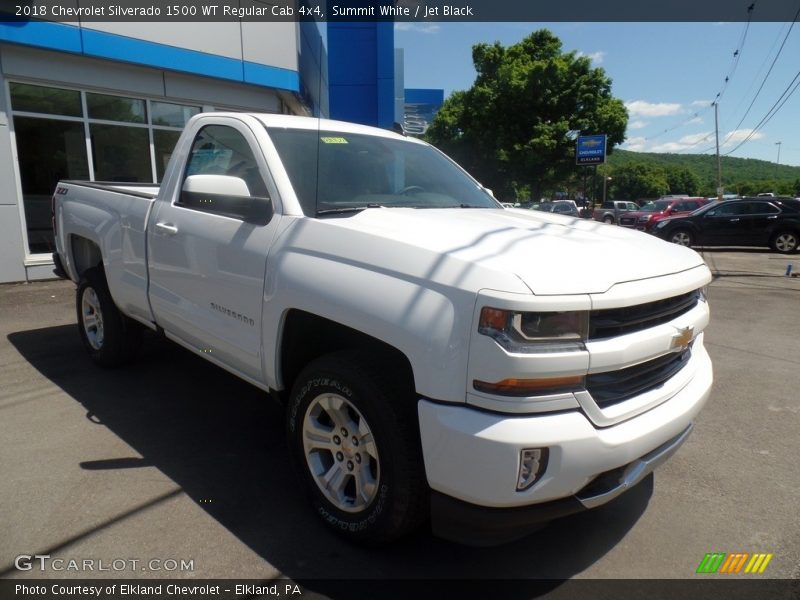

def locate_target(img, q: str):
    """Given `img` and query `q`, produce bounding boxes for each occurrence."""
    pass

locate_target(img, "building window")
[12,116,89,255]
[9,81,201,255]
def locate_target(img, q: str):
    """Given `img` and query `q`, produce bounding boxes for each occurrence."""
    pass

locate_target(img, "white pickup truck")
[52,113,713,545]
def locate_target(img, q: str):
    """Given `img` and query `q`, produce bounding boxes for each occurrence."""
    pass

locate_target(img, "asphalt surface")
[1,249,799,594]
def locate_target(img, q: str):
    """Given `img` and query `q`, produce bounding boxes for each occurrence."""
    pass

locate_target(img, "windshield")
[639,200,671,212]
[266,127,500,215]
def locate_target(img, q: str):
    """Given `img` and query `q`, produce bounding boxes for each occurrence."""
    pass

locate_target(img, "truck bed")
[55,180,160,326]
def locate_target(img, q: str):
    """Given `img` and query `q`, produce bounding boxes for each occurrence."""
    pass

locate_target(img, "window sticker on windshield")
[320,137,348,144]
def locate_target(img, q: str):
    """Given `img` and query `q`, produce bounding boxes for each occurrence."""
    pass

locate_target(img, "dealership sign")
[576,135,607,165]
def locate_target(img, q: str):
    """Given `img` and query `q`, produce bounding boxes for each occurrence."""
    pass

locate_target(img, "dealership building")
[0,19,410,283]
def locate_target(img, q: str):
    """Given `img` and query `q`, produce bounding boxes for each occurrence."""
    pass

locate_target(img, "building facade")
[0,20,327,283]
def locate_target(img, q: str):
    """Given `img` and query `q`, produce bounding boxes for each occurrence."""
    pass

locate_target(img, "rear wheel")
[76,268,142,367]
[771,231,799,254]
[286,351,427,544]
[603,215,614,224]
[670,229,694,247]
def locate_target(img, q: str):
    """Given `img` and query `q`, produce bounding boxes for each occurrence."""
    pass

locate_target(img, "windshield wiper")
[316,203,384,216]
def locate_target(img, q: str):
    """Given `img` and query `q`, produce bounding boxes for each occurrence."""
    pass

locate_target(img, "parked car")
[653,197,800,253]
[535,200,580,217]
[592,200,640,224]
[620,197,711,232]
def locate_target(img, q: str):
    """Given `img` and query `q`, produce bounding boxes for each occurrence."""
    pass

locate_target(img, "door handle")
[767,216,778,219]
[155,222,179,235]
[729,218,740,222]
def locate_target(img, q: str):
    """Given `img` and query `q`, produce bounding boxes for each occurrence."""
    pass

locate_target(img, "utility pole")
[775,141,782,178]
[714,101,722,201]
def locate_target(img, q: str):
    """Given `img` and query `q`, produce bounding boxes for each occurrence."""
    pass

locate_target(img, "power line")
[716,2,800,149]
[643,4,755,149]
[723,69,800,155]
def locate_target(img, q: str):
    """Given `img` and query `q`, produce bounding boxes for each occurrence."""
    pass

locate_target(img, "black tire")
[770,230,799,254]
[669,229,694,247]
[76,267,142,367]
[603,215,614,224]
[286,351,427,544]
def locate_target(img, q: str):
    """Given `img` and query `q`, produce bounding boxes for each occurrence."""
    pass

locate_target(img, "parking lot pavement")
[1,250,798,591]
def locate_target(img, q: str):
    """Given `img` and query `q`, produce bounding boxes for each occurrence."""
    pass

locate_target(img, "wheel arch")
[69,235,103,280]
[277,310,416,401]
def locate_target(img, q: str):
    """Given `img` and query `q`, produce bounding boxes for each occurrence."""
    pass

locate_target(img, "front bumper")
[418,341,712,543]
[431,424,692,546]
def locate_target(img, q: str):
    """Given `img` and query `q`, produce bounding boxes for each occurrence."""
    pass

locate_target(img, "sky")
[395,22,800,168]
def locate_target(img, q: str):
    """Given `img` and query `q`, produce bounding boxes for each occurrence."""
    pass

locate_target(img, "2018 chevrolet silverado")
[52,113,713,545]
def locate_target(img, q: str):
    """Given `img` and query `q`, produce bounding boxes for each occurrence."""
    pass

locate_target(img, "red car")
[619,197,711,232]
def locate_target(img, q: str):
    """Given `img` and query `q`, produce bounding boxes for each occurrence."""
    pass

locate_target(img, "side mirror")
[183,174,251,197]
[180,174,273,225]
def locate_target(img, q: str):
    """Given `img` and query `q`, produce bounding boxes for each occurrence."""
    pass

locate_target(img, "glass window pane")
[14,116,89,254]
[151,101,201,127]
[9,82,82,117]
[90,124,152,182]
[87,93,146,123]
[185,125,267,197]
[154,129,181,182]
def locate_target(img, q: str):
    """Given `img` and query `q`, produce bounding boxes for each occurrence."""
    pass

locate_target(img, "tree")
[608,163,669,200]
[425,30,628,201]
[666,167,700,196]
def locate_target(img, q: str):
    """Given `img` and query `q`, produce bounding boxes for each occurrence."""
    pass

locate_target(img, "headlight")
[637,215,652,223]
[478,307,588,353]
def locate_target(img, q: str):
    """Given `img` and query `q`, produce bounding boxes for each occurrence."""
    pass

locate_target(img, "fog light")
[517,448,548,491]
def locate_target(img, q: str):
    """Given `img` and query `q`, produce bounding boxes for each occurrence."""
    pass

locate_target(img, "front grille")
[589,290,700,340]
[619,217,636,226]
[586,347,692,409]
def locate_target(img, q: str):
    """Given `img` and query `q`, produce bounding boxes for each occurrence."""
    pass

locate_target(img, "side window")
[602,202,613,209]
[751,202,779,215]
[715,203,745,216]
[179,125,270,222]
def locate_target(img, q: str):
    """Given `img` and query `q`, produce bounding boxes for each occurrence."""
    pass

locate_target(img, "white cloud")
[625,100,684,118]
[623,136,648,151]
[691,100,712,107]
[394,22,440,34]
[722,128,764,147]
[649,132,713,153]
[629,120,648,130]
[687,116,704,125]
[577,51,606,64]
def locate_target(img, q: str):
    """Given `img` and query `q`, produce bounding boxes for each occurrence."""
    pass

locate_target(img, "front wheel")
[670,229,694,247]
[771,231,799,254]
[286,352,427,544]
[76,268,142,367]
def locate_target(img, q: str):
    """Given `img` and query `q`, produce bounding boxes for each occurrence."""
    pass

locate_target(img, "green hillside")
[607,149,800,196]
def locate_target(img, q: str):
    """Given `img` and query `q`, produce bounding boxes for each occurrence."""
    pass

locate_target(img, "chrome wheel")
[774,232,798,253]
[671,231,692,246]
[302,393,380,513]
[81,287,104,350]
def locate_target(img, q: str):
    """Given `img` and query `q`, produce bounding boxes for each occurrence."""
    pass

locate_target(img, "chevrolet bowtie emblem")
[671,326,694,350]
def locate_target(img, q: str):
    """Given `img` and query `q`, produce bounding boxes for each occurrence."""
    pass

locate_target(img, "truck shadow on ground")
[8,325,655,598]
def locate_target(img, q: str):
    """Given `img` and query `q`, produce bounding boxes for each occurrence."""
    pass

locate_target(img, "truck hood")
[310,208,705,295]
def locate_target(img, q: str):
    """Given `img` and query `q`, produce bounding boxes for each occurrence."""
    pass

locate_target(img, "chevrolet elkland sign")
[576,134,607,165]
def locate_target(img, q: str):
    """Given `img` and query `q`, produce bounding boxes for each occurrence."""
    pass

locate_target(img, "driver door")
[147,117,281,382]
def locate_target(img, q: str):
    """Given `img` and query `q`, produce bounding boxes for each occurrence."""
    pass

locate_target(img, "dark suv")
[653,198,800,253]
